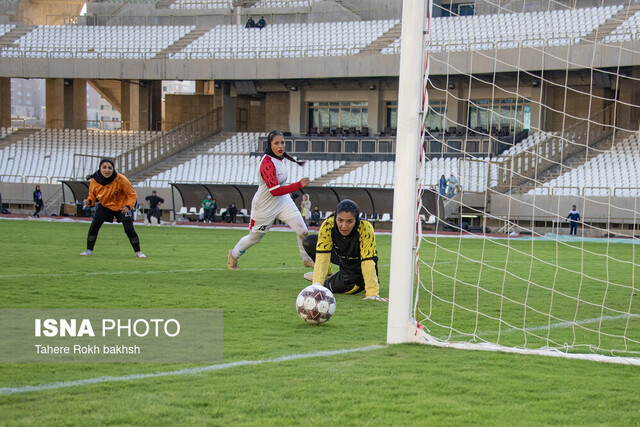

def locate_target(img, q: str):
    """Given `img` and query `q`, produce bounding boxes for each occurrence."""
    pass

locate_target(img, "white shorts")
[249,200,301,234]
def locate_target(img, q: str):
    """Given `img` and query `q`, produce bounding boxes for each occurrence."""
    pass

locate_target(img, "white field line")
[0,266,307,279]
[0,345,386,395]
[3,313,635,395]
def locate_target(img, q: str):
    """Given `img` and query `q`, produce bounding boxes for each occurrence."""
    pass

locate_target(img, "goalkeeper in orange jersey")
[302,199,386,301]
[80,158,145,258]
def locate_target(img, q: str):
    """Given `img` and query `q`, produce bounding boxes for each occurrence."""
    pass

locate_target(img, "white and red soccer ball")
[296,283,336,324]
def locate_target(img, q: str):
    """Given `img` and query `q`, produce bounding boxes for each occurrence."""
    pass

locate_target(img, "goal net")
[388,0,640,365]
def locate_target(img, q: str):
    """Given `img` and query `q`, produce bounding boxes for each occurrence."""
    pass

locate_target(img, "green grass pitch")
[0,219,639,425]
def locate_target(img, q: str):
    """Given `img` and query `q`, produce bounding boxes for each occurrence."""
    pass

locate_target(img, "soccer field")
[0,219,639,425]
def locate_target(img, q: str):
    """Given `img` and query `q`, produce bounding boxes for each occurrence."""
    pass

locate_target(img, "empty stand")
[382,6,622,53]
[171,20,398,59]
[208,132,263,153]
[250,0,314,7]
[169,0,231,9]
[0,6,627,60]
[0,25,194,59]
[0,129,161,182]
[528,132,640,196]
[605,10,640,42]
[0,24,15,38]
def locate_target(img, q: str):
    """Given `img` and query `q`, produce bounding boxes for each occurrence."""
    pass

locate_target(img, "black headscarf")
[265,130,305,166]
[332,199,360,236]
[33,185,42,202]
[87,158,118,186]
[330,199,362,265]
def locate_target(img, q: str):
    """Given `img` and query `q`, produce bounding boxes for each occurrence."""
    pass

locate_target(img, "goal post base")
[402,320,640,366]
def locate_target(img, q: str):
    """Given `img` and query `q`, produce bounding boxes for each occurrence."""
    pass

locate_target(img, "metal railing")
[0,174,73,183]
[115,107,222,177]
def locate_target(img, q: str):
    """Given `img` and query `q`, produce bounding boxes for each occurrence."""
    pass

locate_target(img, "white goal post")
[387,0,640,365]
[387,0,428,344]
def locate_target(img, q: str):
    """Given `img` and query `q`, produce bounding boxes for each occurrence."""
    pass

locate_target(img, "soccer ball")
[296,283,336,324]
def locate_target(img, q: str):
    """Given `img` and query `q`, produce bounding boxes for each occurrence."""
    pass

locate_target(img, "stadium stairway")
[442,192,462,222]
[358,22,402,55]
[155,0,177,8]
[130,132,234,185]
[311,161,368,186]
[154,27,211,60]
[501,104,633,194]
[584,3,640,43]
[0,128,40,149]
[0,24,32,49]
[536,131,635,187]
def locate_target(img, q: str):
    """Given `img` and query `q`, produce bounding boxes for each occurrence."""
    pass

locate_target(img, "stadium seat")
[177,206,188,219]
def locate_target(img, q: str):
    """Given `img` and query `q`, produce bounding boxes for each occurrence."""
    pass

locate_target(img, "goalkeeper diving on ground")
[303,199,387,302]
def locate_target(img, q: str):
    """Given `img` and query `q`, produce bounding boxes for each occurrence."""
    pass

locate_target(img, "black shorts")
[324,270,365,295]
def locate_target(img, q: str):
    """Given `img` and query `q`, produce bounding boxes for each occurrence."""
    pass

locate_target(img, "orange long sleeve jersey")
[86,174,137,212]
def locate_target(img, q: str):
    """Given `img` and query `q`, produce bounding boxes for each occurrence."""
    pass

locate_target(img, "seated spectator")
[256,16,266,29]
[222,202,238,223]
[309,205,321,227]
[245,16,256,28]
[83,201,98,218]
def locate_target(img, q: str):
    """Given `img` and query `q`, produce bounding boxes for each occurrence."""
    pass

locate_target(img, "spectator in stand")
[202,195,216,223]
[222,202,238,223]
[446,173,459,198]
[567,204,581,236]
[145,190,164,225]
[33,185,43,218]
[300,194,311,225]
[257,16,266,29]
[439,174,447,197]
[245,16,256,28]
[309,205,321,227]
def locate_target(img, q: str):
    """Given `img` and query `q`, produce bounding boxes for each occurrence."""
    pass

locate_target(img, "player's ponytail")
[282,152,306,167]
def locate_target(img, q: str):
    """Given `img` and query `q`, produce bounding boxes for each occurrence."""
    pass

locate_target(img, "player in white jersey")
[228,130,315,270]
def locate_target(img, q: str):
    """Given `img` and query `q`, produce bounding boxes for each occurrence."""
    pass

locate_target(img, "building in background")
[11,78,43,126]
[9,79,195,130]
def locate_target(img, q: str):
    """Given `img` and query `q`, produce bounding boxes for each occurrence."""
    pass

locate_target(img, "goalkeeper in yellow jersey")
[302,199,387,301]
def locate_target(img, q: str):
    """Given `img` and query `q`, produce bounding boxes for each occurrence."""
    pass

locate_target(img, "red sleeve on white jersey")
[260,156,279,189]
[269,181,302,196]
